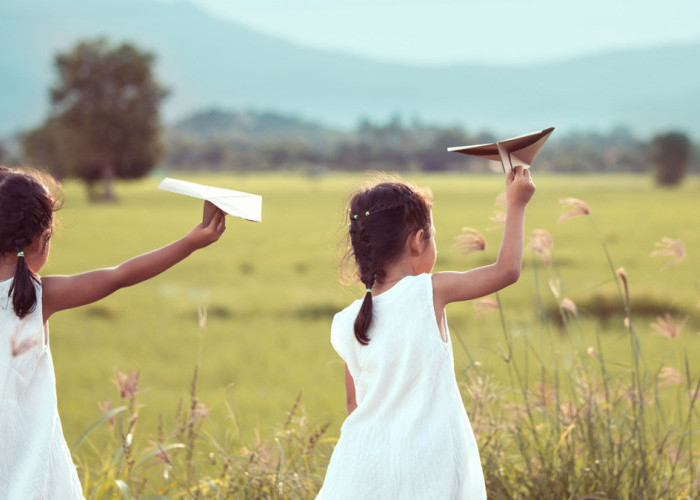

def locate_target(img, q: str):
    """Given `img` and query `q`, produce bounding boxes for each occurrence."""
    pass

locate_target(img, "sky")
[165,0,700,66]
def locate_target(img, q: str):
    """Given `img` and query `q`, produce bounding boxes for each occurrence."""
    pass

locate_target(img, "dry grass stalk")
[452,227,486,255]
[650,312,688,339]
[650,237,686,270]
[473,297,499,317]
[558,197,590,223]
[113,369,144,403]
[527,229,553,266]
[658,366,684,388]
[560,297,577,315]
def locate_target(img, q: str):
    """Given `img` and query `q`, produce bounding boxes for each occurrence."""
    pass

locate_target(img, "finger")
[217,211,226,233]
[209,209,223,229]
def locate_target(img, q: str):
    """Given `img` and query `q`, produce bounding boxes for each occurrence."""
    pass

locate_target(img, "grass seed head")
[557,197,590,223]
[473,297,499,317]
[650,312,688,339]
[452,227,486,256]
[560,297,577,315]
[650,237,686,270]
[658,366,684,388]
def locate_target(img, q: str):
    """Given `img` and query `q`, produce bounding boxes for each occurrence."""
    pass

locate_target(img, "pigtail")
[9,249,39,319]
[353,274,375,345]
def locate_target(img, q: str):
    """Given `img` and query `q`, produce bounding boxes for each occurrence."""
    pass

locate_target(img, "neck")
[372,263,416,295]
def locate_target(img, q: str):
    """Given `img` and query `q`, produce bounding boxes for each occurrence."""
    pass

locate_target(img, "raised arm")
[41,209,226,321]
[433,166,535,308]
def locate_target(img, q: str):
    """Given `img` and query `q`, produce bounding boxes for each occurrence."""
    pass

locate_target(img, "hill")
[2,0,699,137]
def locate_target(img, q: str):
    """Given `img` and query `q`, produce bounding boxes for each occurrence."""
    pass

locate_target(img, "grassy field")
[42,172,700,494]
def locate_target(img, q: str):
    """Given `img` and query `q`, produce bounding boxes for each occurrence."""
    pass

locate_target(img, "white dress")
[318,274,487,499]
[0,278,84,499]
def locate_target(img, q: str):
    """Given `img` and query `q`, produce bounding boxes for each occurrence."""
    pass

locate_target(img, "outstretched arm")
[433,166,535,307]
[41,209,226,321]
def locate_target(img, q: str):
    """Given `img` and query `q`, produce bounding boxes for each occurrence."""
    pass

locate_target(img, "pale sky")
[166,0,700,66]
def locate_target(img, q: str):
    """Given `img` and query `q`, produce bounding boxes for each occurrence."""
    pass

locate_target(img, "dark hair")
[0,167,62,318]
[346,181,432,345]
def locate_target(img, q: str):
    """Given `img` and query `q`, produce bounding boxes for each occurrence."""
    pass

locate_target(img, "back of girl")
[0,167,225,499]
[318,169,535,499]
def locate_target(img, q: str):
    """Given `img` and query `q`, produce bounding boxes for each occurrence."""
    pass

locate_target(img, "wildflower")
[658,366,684,388]
[558,197,590,223]
[527,229,553,266]
[650,312,688,339]
[452,227,486,256]
[586,346,600,360]
[113,369,144,401]
[473,297,499,318]
[560,297,577,315]
[650,237,686,270]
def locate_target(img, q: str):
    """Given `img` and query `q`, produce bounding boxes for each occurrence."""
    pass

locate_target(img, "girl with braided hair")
[318,167,536,499]
[0,167,226,498]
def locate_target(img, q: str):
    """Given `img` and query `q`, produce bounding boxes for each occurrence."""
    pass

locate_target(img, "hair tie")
[365,288,372,294]
[17,251,24,258]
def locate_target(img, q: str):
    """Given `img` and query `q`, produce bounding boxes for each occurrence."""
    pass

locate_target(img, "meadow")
[42,172,700,498]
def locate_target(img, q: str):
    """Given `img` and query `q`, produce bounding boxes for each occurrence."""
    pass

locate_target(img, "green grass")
[42,172,700,496]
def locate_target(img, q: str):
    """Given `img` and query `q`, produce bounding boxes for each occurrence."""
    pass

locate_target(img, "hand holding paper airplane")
[158,178,263,224]
[448,127,555,173]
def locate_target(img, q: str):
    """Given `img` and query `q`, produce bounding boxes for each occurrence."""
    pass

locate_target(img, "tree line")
[1,38,696,200]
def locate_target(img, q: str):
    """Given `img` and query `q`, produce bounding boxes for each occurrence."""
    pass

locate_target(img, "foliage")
[23,38,168,200]
[161,110,700,175]
[650,131,693,186]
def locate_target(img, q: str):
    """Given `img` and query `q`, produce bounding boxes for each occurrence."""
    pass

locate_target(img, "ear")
[408,229,425,256]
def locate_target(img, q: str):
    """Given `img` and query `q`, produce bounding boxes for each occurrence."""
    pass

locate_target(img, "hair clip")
[353,214,358,220]
[365,211,370,216]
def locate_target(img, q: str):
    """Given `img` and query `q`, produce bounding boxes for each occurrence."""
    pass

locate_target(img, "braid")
[0,167,62,318]
[345,180,432,345]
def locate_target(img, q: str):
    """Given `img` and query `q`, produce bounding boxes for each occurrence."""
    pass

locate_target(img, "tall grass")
[73,308,333,499]
[69,178,699,498]
[461,200,700,499]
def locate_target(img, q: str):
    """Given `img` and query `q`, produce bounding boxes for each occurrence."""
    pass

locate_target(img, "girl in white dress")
[318,167,536,499]
[0,167,226,499]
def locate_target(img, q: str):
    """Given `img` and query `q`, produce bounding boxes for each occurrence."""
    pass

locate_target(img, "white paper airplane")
[158,178,262,223]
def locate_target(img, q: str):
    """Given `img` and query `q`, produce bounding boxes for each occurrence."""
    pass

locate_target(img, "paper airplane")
[447,127,555,173]
[158,178,262,223]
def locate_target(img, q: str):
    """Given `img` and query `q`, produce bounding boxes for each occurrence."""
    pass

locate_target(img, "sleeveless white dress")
[0,278,84,499]
[318,274,487,499]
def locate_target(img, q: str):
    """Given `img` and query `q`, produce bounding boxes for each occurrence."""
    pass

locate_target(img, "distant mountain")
[2,0,700,137]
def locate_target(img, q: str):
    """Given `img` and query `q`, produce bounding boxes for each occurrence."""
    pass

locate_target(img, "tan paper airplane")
[447,127,555,173]
[158,178,262,224]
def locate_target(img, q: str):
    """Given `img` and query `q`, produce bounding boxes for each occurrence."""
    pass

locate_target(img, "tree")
[650,131,692,186]
[40,38,168,199]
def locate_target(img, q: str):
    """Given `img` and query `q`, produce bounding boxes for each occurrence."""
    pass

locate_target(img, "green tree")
[650,131,692,186]
[34,38,168,199]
